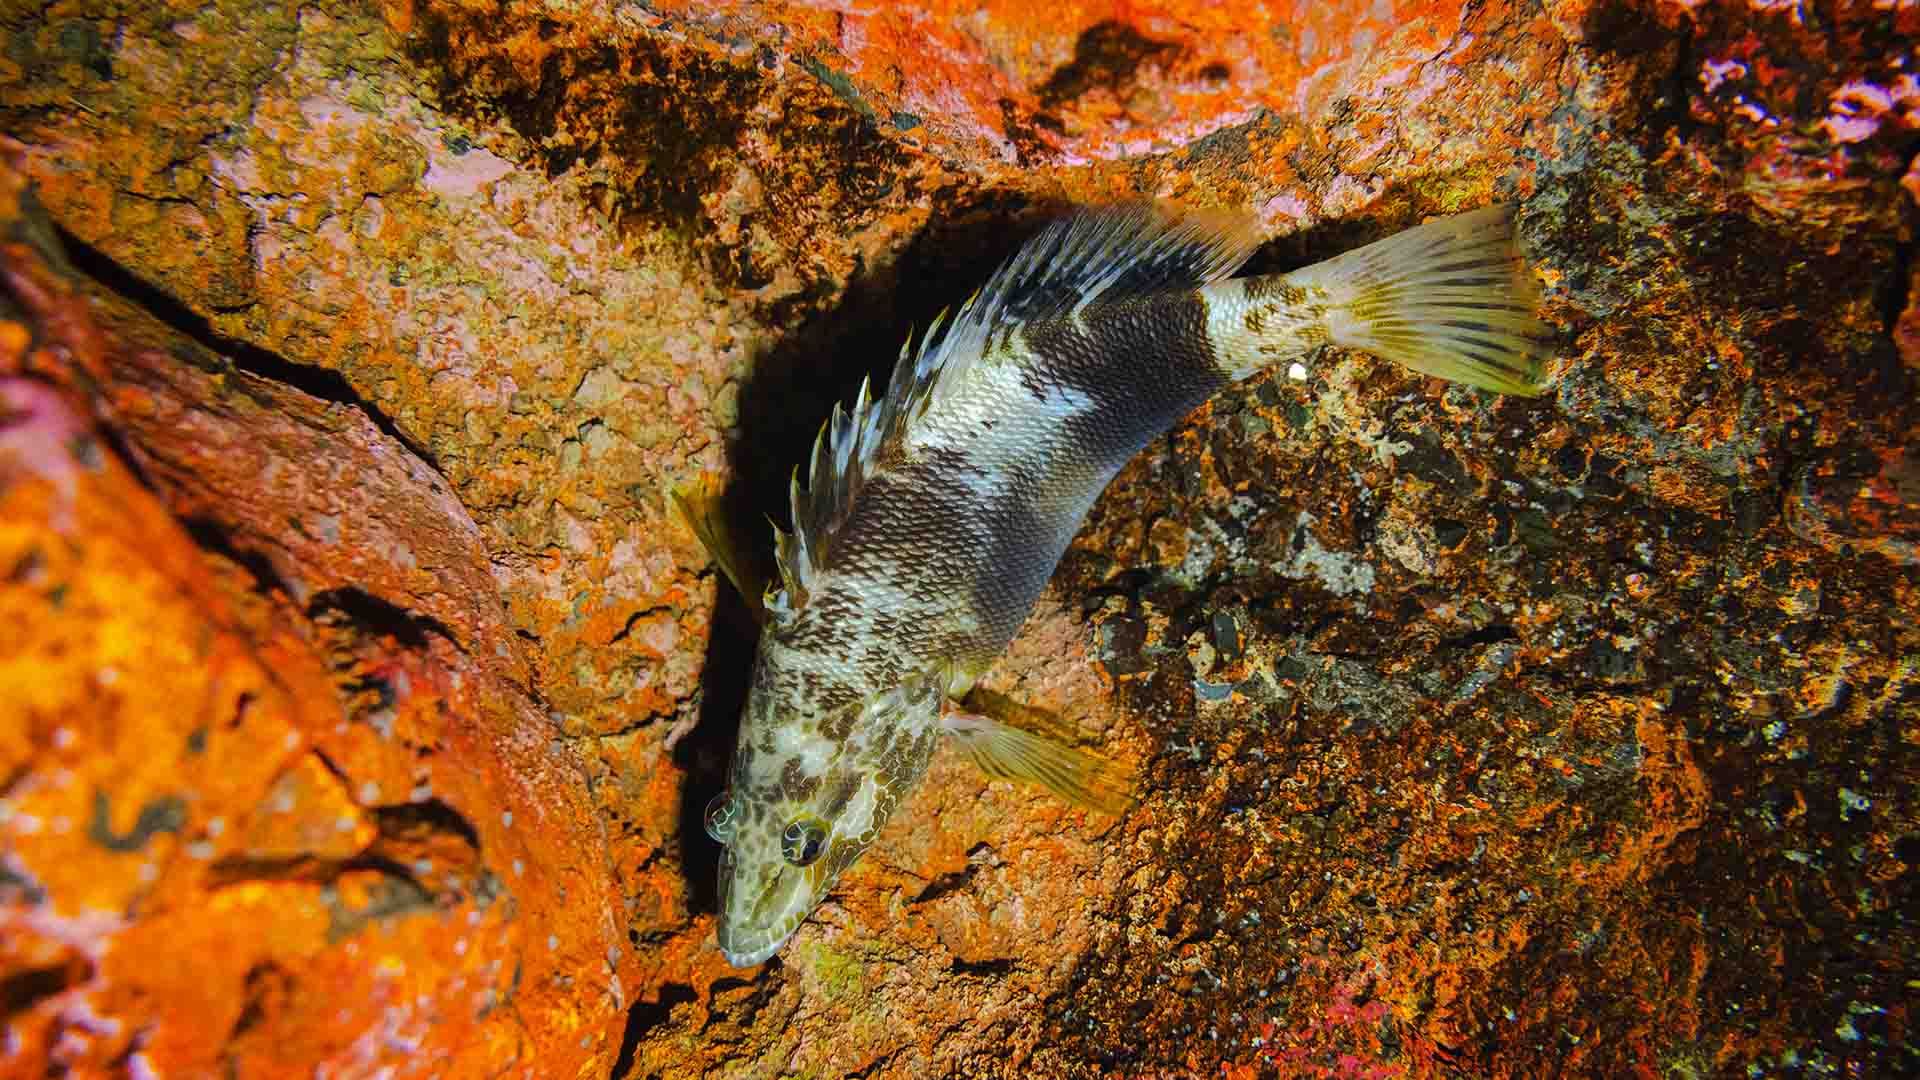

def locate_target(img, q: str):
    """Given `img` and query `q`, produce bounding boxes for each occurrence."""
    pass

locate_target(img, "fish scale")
[681,202,1553,966]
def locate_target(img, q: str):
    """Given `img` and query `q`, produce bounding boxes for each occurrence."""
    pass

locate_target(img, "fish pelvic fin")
[942,702,1136,816]
[1220,205,1553,396]
[671,473,774,623]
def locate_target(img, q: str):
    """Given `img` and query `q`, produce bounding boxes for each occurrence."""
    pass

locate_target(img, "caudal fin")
[1296,205,1551,396]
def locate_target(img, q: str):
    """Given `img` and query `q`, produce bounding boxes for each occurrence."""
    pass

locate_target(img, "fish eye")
[703,791,737,844]
[780,816,828,867]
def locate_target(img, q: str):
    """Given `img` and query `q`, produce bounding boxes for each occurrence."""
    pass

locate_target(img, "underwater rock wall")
[1,0,1912,1076]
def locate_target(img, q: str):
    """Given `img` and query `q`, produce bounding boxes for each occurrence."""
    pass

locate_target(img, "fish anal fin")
[941,704,1136,816]
[670,474,772,624]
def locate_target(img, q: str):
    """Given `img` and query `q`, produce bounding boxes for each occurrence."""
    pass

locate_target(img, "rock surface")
[1,0,1914,1077]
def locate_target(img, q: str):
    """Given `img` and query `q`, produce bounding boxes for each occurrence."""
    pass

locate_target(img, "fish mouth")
[718,928,794,968]
[714,848,814,967]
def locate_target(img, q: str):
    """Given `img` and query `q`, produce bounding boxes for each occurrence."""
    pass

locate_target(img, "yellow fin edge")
[942,703,1136,816]
[670,474,771,624]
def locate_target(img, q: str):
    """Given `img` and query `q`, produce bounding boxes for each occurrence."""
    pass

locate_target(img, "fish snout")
[715,847,810,966]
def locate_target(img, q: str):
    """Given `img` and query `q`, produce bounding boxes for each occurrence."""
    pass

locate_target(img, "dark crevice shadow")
[178,515,296,600]
[668,192,1065,919]
[672,581,755,919]
[1237,212,1386,280]
[308,585,462,653]
[370,798,483,853]
[608,982,698,1080]
[50,223,447,476]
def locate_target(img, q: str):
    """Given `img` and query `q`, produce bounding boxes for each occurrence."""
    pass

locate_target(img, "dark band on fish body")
[1022,289,1229,476]
[966,461,1106,650]
[956,288,1228,648]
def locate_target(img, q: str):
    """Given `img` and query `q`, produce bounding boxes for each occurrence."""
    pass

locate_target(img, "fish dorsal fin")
[977,202,1263,329]
[771,372,888,615]
[773,203,1262,612]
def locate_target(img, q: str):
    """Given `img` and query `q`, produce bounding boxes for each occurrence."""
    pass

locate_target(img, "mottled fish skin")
[705,205,1549,966]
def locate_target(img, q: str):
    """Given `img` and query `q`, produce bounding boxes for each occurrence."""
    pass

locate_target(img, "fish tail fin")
[1289,205,1552,396]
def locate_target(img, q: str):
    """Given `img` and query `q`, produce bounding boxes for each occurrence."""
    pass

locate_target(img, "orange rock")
[0,179,630,1077]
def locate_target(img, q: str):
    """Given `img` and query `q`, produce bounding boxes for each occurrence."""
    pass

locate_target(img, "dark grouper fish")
[680,204,1551,967]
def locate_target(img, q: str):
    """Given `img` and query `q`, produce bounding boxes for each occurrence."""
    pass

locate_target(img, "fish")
[678,203,1551,967]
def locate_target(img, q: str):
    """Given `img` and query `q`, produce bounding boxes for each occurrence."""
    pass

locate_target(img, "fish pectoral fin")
[670,473,772,624]
[958,685,1082,742]
[940,708,1135,816]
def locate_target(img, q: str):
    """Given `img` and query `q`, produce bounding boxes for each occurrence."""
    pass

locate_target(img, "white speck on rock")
[422,145,514,200]
[1283,512,1375,596]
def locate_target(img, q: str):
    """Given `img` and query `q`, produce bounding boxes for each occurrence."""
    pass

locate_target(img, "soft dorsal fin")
[773,203,1263,612]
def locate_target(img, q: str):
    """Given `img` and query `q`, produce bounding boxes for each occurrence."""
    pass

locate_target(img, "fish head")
[704,646,943,967]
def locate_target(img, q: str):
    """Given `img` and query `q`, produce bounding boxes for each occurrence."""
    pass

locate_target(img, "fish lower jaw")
[718,910,798,960]
[717,924,799,968]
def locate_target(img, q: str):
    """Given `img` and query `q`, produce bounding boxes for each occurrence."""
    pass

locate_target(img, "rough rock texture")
[1,0,1914,1077]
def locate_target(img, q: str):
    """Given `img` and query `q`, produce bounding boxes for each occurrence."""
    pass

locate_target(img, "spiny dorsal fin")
[773,203,1263,611]
[775,372,887,613]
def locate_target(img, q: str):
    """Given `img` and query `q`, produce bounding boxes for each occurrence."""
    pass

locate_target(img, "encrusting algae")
[678,203,1551,966]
